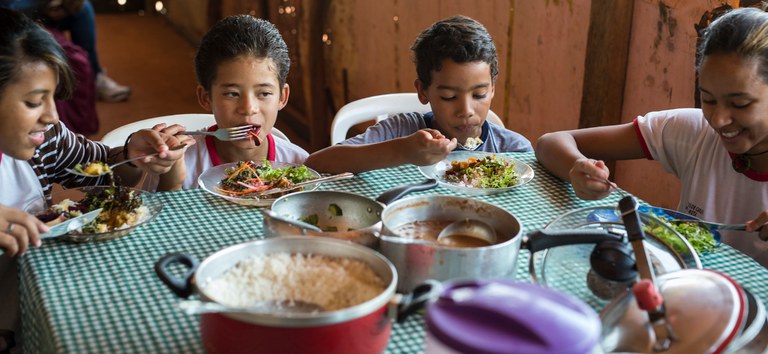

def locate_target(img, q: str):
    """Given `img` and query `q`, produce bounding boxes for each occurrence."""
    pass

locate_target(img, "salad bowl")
[418,151,534,196]
[198,161,322,207]
[25,185,163,243]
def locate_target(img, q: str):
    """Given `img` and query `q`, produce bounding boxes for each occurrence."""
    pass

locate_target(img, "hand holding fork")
[181,125,257,142]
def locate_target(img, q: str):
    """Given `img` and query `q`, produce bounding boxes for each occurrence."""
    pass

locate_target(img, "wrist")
[123,133,138,168]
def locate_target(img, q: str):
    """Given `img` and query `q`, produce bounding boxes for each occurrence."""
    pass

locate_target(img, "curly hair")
[411,15,498,88]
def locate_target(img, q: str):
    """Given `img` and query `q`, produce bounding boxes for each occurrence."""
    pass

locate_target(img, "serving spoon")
[65,143,187,177]
[178,299,324,316]
[437,218,497,246]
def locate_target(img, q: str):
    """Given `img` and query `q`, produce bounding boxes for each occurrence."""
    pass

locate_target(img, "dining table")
[17,151,768,353]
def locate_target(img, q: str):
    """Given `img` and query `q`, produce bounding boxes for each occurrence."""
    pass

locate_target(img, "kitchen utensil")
[178,299,324,316]
[260,209,322,232]
[65,144,187,177]
[154,236,432,354]
[198,161,322,207]
[264,179,438,248]
[528,205,700,309]
[182,125,253,141]
[600,269,768,353]
[379,195,522,292]
[424,279,601,354]
[39,208,103,239]
[418,151,534,196]
[254,172,354,197]
[436,218,496,246]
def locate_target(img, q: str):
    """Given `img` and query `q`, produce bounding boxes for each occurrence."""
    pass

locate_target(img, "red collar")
[205,125,275,166]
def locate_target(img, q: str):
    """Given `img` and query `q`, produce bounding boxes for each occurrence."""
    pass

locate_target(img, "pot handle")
[395,279,442,323]
[376,178,438,205]
[154,252,200,298]
[524,229,622,254]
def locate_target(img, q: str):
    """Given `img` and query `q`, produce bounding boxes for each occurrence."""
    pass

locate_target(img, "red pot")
[156,237,412,354]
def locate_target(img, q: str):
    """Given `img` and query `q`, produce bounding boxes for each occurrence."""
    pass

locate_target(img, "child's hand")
[406,129,457,166]
[746,210,768,241]
[0,205,46,257]
[568,158,613,200]
[157,158,187,191]
[126,124,195,175]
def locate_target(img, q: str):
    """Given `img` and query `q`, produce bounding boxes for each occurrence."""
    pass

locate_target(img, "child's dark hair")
[195,15,290,92]
[698,7,768,83]
[0,8,74,99]
[411,15,498,88]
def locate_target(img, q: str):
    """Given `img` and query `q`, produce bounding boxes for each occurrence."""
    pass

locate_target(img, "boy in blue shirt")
[306,15,532,174]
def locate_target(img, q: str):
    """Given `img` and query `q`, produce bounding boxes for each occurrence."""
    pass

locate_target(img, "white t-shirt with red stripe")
[142,125,309,191]
[634,108,768,265]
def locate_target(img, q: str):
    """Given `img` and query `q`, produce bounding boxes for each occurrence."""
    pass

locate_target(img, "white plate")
[198,161,322,207]
[418,151,534,196]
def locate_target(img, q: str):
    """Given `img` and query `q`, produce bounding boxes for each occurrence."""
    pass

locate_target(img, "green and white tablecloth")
[18,152,768,353]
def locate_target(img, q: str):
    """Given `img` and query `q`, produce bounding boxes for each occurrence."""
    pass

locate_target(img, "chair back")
[100,113,289,148]
[330,93,504,145]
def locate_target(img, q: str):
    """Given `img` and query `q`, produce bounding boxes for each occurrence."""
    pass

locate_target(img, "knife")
[40,208,103,239]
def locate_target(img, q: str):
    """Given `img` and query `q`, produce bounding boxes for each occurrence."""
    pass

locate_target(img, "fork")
[669,219,749,232]
[181,125,254,141]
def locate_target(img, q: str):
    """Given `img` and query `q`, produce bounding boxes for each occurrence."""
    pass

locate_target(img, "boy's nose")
[456,97,474,118]
[240,95,258,115]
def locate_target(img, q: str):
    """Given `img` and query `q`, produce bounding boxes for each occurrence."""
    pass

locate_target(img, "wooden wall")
[162,0,744,210]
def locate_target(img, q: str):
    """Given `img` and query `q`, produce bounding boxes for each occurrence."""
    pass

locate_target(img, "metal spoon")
[260,209,323,232]
[65,143,187,177]
[254,172,355,197]
[178,299,324,315]
[437,218,496,246]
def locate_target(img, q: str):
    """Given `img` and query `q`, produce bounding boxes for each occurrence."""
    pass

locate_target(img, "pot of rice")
[155,236,400,354]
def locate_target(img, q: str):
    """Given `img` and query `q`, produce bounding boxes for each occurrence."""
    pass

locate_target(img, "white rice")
[203,253,386,311]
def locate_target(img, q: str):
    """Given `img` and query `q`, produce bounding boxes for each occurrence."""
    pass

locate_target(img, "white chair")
[100,113,289,147]
[330,93,504,145]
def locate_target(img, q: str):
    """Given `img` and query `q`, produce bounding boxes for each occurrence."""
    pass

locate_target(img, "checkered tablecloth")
[18,152,768,353]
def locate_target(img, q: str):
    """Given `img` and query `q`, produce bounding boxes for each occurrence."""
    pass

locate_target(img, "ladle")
[65,143,187,177]
[437,218,496,246]
[178,299,324,315]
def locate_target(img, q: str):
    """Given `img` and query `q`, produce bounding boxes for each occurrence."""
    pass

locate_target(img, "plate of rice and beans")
[418,151,534,196]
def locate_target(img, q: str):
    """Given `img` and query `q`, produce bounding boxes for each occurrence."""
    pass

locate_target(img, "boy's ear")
[278,83,290,110]
[414,79,429,104]
[196,85,213,112]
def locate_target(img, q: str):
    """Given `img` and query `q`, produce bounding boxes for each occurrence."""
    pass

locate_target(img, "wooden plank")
[579,0,634,129]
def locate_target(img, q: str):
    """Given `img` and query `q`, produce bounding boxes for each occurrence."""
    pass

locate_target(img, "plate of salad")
[418,151,534,196]
[198,160,321,207]
[586,205,719,255]
[25,185,163,243]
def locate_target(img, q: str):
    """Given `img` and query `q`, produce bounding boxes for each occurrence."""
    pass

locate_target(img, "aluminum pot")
[379,195,523,292]
[154,237,430,354]
[263,179,437,248]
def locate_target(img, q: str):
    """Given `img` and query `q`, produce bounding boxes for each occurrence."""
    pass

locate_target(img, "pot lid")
[600,269,746,353]
[425,279,600,354]
[531,206,701,309]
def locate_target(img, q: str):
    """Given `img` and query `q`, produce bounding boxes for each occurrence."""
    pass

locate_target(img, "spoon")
[178,299,324,315]
[260,209,323,232]
[65,143,187,177]
[437,218,497,246]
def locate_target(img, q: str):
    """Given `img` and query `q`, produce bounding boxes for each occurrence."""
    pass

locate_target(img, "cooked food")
[204,253,385,311]
[462,137,483,150]
[644,211,717,255]
[215,160,315,198]
[73,161,111,176]
[393,219,497,248]
[444,155,520,189]
[35,186,149,234]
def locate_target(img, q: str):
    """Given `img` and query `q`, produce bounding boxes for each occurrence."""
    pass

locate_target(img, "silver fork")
[182,125,253,141]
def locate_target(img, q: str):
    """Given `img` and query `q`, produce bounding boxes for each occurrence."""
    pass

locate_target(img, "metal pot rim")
[192,236,398,327]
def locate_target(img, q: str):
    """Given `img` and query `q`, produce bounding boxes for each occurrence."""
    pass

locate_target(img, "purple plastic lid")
[425,279,601,354]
